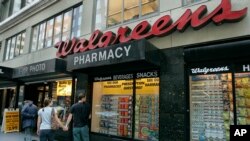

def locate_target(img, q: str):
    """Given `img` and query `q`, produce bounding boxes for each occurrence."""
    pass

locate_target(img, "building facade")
[0,0,250,140]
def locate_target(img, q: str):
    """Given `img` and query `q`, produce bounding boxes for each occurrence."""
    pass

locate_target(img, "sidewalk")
[0,130,39,141]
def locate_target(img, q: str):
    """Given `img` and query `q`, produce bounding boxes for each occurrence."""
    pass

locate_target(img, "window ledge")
[182,0,209,8]
[0,0,59,34]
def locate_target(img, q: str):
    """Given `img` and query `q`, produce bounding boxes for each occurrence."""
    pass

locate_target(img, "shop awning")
[0,66,16,87]
[12,59,71,82]
[66,39,160,74]
[184,39,250,63]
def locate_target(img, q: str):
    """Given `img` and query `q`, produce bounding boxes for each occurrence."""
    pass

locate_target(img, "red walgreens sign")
[55,0,248,58]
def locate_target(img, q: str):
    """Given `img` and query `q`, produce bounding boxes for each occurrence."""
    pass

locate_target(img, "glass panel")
[142,0,158,16]
[108,0,122,27]
[95,0,108,30]
[91,79,133,137]
[25,0,36,6]
[37,22,46,50]
[45,18,54,48]
[62,10,72,41]
[52,80,72,124]
[235,72,250,125]
[54,14,63,44]
[20,33,25,54]
[12,0,22,14]
[15,33,22,56]
[9,36,16,59]
[190,73,233,141]
[5,39,11,60]
[38,92,43,107]
[124,0,139,22]
[31,25,39,52]
[135,76,159,140]
[71,5,83,38]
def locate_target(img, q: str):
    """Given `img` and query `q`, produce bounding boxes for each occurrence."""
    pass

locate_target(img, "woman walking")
[36,98,66,141]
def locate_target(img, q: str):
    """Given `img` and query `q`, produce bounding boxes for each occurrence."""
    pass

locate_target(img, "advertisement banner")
[2,108,20,133]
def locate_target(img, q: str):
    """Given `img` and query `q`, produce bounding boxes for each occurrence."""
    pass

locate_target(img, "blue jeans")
[39,129,55,141]
[24,127,32,141]
[73,125,89,141]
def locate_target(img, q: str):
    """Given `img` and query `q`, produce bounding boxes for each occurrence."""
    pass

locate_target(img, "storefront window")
[62,10,73,41]
[135,77,159,140]
[95,0,158,30]
[45,18,54,48]
[91,78,133,137]
[235,72,250,125]
[52,79,72,124]
[91,71,159,140]
[190,73,233,141]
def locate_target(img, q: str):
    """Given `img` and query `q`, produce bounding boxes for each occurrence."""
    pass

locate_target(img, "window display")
[91,78,133,137]
[135,77,159,141]
[91,71,159,140]
[235,72,250,125]
[190,73,233,141]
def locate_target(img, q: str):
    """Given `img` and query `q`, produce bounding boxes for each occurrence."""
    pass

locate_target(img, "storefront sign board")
[1,108,20,133]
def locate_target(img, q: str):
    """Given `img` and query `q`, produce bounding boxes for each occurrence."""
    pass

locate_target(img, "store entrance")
[24,83,50,109]
[0,88,16,125]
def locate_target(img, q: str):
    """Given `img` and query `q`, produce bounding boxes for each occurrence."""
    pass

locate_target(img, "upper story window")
[183,0,203,6]
[95,0,159,30]
[0,0,37,22]
[0,42,2,53]
[9,0,37,16]
[31,4,83,52]
[5,31,26,60]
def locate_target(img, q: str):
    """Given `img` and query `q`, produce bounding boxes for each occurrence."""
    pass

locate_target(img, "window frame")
[31,3,82,52]
[90,71,160,140]
[5,30,26,61]
[96,0,159,29]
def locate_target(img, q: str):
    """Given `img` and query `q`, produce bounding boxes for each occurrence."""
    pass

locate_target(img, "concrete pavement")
[0,131,39,141]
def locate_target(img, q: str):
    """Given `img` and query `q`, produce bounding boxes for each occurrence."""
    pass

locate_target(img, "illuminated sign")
[55,0,247,58]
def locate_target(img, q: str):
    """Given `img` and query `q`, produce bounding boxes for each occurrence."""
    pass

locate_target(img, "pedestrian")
[36,98,66,141]
[64,93,91,141]
[21,100,38,141]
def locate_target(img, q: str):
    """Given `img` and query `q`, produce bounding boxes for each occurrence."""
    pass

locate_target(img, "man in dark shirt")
[65,93,90,141]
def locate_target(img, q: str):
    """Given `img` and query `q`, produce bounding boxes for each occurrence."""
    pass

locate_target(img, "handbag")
[51,108,59,130]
